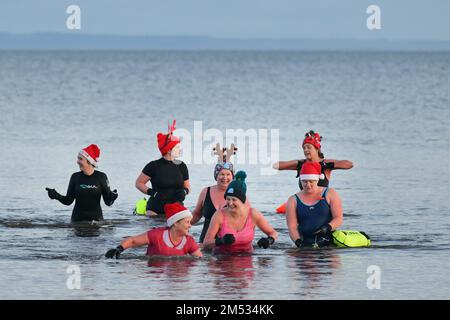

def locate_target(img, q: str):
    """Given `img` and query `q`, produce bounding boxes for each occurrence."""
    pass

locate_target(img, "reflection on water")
[207,254,255,297]
[286,248,342,295]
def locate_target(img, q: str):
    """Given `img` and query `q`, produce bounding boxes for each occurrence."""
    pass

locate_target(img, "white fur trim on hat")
[166,209,192,227]
[300,174,320,181]
[79,150,98,167]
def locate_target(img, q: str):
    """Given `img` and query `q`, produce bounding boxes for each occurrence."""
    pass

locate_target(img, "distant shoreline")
[1,32,450,51]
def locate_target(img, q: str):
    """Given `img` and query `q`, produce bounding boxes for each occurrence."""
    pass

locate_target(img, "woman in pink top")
[203,171,278,254]
[105,203,202,258]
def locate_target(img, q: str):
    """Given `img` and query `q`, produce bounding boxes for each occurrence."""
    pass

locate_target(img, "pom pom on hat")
[224,170,247,203]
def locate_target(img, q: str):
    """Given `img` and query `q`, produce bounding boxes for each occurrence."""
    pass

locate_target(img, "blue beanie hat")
[224,171,247,203]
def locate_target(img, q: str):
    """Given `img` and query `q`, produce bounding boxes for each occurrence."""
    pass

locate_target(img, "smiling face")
[76,155,92,171]
[302,143,319,161]
[173,216,192,236]
[216,169,233,189]
[225,195,243,212]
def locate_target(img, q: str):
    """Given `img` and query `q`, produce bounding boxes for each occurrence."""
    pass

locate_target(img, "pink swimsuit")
[215,208,255,254]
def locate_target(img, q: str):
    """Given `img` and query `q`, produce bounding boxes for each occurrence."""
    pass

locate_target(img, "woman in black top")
[135,120,191,216]
[273,130,354,190]
[46,144,118,222]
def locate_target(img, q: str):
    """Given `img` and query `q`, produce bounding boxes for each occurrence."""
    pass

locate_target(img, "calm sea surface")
[0,51,449,299]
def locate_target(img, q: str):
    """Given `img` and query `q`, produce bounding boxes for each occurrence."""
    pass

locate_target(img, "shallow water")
[0,51,449,299]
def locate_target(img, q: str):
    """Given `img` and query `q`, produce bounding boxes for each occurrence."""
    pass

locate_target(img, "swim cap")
[302,130,322,150]
[214,162,234,181]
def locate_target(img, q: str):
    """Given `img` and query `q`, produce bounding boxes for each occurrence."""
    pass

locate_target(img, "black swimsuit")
[199,187,217,243]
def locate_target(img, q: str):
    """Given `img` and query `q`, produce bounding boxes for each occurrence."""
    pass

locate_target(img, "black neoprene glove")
[215,234,235,246]
[110,189,118,202]
[105,245,124,259]
[146,188,157,197]
[295,238,303,248]
[257,236,275,249]
[45,187,61,200]
[314,224,332,237]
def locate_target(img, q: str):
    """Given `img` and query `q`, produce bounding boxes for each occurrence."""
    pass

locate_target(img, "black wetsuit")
[199,187,217,243]
[142,158,189,215]
[297,160,334,190]
[57,171,116,222]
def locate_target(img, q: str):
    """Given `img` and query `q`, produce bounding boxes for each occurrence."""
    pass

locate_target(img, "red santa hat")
[164,203,192,227]
[79,144,100,167]
[302,130,322,150]
[157,120,180,155]
[300,162,324,181]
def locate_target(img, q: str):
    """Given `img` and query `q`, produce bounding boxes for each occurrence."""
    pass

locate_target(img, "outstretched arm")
[120,232,150,250]
[325,159,354,170]
[58,175,76,205]
[273,160,302,171]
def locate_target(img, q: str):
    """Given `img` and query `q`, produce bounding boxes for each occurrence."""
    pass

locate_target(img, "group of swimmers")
[46,121,353,258]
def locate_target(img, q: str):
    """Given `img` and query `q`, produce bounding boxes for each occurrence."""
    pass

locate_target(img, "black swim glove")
[257,236,275,249]
[173,188,188,203]
[147,188,167,204]
[314,224,332,237]
[105,245,124,259]
[111,189,118,201]
[46,188,61,200]
[107,189,118,205]
[295,239,303,248]
[215,234,235,246]
[147,188,157,197]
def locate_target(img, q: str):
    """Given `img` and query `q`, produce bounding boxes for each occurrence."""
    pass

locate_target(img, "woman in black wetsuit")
[191,144,236,243]
[45,144,118,222]
[135,120,191,216]
[273,130,354,190]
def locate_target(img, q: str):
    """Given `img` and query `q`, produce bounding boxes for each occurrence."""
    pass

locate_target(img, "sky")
[1,0,449,40]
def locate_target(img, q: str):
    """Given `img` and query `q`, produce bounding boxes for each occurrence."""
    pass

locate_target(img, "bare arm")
[120,232,149,250]
[325,159,354,170]
[191,249,203,258]
[252,208,278,240]
[191,187,207,225]
[135,173,151,195]
[327,188,343,230]
[286,195,301,243]
[272,160,301,171]
[183,179,191,194]
[202,210,222,250]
